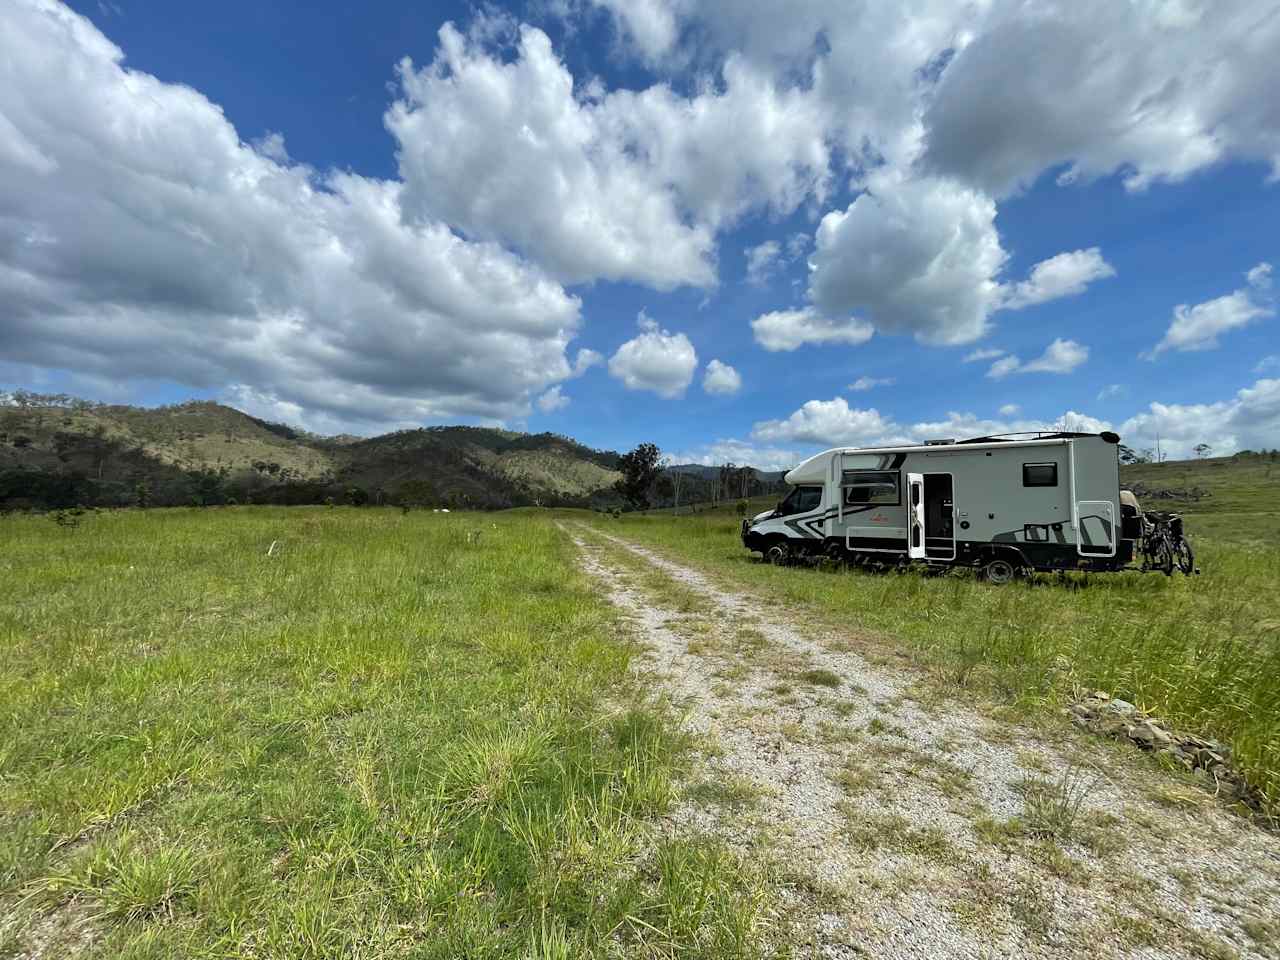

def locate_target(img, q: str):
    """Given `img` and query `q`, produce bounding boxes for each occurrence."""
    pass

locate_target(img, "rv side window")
[843,470,900,506]
[1022,463,1058,487]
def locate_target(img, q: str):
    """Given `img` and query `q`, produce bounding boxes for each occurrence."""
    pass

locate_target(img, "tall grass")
[0,507,767,958]
[599,512,1280,811]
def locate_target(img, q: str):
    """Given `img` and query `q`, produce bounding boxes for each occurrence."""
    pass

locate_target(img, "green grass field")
[3,454,1277,956]
[602,455,1280,813]
[0,508,764,959]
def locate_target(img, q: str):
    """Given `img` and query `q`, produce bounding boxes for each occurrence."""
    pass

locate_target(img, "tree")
[614,442,662,510]
[669,467,685,514]
[717,462,736,504]
[1117,444,1145,465]
[1193,443,1212,459]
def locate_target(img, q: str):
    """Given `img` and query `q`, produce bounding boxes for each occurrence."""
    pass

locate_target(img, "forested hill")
[0,394,625,510]
[0,393,791,511]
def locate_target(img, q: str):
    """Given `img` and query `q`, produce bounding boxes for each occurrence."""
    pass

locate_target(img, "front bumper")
[741,520,767,552]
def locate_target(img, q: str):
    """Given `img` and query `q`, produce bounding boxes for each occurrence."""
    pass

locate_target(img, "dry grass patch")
[796,668,842,689]
[1016,767,1096,843]
[686,775,766,812]
[843,808,957,864]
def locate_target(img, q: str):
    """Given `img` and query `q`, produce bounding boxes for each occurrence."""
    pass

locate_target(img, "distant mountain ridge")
[0,395,625,509]
[0,393,789,511]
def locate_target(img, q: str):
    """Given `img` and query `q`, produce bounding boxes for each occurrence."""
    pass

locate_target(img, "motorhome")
[741,431,1138,583]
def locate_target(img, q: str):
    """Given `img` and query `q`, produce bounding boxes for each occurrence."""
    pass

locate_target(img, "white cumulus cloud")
[1001,247,1116,309]
[388,23,831,289]
[807,175,1007,346]
[751,398,899,447]
[702,359,742,395]
[751,307,873,353]
[1120,379,1280,459]
[922,1,1280,196]
[667,438,801,472]
[536,385,571,413]
[0,0,586,432]
[751,398,1112,449]
[801,174,1117,347]
[607,312,698,398]
[986,339,1089,379]
[1146,263,1274,357]
[849,376,895,392]
[744,240,781,286]
[572,348,604,375]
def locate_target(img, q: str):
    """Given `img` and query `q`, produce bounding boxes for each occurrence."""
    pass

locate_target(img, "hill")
[1120,451,1280,543]
[0,393,625,510]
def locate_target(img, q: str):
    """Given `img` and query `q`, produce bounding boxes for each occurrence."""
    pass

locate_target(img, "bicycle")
[1140,511,1195,576]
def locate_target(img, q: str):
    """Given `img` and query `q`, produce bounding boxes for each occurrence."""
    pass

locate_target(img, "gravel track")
[562,522,1280,960]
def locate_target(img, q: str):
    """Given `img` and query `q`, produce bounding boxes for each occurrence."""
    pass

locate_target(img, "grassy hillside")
[1120,452,1280,543]
[0,395,623,510]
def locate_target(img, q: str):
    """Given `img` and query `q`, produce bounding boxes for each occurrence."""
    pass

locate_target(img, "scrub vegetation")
[0,508,768,959]
[602,454,1280,813]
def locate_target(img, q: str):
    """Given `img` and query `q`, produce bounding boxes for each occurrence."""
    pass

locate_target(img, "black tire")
[1153,538,1174,576]
[981,557,1018,585]
[765,540,792,565]
[1175,539,1194,575]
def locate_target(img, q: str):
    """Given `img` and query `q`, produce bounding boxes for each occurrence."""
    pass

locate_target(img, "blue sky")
[2,0,1278,465]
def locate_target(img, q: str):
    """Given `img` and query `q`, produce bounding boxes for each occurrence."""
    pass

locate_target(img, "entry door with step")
[907,472,956,561]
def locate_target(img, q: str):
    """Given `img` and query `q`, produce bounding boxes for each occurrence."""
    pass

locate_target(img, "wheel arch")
[978,543,1029,568]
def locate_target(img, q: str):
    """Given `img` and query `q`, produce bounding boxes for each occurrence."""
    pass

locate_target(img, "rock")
[1194,747,1226,769]
[1104,698,1138,717]
[1096,717,1130,737]
[1127,721,1159,747]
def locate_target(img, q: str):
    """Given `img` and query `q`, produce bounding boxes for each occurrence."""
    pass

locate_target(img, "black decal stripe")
[783,507,838,540]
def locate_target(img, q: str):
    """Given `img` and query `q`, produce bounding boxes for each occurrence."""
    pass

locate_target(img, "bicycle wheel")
[1154,538,1174,576]
[1175,539,1194,575]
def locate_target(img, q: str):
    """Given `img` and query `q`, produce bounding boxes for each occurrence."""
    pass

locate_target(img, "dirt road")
[563,522,1280,959]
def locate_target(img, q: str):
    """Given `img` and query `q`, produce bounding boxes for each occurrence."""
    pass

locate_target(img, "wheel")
[981,557,1017,585]
[1175,539,1194,575]
[765,540,792,565]
[1153,539,1174,576]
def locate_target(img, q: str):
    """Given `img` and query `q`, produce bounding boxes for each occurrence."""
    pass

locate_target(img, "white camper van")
[742,431,1141,582]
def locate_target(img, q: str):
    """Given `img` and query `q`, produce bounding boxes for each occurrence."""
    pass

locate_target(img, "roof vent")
[923,438,956,446]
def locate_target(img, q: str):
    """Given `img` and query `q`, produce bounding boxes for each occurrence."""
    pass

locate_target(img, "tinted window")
[795,486,822,512]
[779,485,822,515]
[1023,463,1058,487]
[843,470,900,505]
